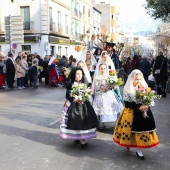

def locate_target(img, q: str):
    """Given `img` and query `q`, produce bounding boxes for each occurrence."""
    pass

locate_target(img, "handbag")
[154,58,164,75]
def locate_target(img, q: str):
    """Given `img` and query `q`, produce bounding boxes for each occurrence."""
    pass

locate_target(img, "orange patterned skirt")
[113,108,159,148]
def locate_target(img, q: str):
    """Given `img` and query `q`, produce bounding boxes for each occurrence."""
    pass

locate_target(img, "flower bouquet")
[136,87,161,118]
[62,67,72,79]
[106,69,124,88]
[70,82,93,104]
[38,66,43,75]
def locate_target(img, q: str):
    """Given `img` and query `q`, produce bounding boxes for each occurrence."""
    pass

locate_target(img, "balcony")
[49,22,71,36]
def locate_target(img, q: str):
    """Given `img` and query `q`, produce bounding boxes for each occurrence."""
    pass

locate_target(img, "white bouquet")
[70,82,92,103]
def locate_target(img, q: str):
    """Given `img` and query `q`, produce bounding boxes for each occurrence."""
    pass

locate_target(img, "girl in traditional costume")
[60,67,99,148]
[113,69,159,160]
[76,60,92,87]
[92,63,123,129]
[94,51,123,102]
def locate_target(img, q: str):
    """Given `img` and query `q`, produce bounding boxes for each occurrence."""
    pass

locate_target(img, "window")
[65,47,68,56]
[83,5,85,14]
[65,15,68,34]
[58,46,61,57]
[88,9,90,17]
[49,7,53,30]
[58,11,61,26]
[20,6,30,30]
[22,45,31,53]
[50,46,55,56]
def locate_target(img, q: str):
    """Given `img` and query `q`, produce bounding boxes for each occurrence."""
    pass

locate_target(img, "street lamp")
[86,29,90,49]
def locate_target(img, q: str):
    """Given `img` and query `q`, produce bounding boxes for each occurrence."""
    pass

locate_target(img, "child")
[31,59,38,89]
[76,60,92,87]
[60,67,99,148]
[113,69,159,160]
[92,63,123,129]
[15,58,25,90]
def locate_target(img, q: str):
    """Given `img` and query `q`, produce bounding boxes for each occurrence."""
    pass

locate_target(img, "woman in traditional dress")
[92,63,123,129]
[113,69,159,160]
[79,50,97,79]
[60,67,99,148]
[49,64,59,86]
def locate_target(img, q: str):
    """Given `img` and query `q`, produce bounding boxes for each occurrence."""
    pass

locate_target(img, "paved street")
[0,86,170,170]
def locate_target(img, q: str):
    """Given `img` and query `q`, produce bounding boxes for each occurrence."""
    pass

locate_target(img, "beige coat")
[16,64,24,78]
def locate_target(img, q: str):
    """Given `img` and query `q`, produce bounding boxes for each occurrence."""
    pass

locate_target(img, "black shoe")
[136,152,145,160]
[127,148,130,150]
[0,87,5,90]
[74,140,80,144]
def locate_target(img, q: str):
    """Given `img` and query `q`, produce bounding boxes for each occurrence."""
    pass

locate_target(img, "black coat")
[139,58,151,76]
[6,58,15,77]
[153,55,168,84]
[41,60,49,72]
[111,53,120,70]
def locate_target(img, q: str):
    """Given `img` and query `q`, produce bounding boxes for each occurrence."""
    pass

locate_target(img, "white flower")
[78,95,82,100]
[74,95,78,100]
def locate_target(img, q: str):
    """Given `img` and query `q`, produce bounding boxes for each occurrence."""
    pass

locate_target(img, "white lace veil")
[79,49,97,65]
[123,69,148,102]
[94,51,116,77]
[76,59,92,83]
[91,62,108,93]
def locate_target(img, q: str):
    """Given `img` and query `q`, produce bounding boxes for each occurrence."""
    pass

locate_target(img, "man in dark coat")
[6,53,15,88]
[106,42,120,70]
[139,56,151,81]
[58,55,67,69]
[153,51,168,97]
[41,56,49,85]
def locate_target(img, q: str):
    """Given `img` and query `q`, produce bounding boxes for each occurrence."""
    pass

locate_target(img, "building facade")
[0,0,72,57]
[93,1,120,43]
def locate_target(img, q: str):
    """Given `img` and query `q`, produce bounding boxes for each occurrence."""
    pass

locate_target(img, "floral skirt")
[93,90,123,123]
[113,108,159,148]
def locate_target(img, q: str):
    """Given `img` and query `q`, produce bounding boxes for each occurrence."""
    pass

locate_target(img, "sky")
[96,0,161,33]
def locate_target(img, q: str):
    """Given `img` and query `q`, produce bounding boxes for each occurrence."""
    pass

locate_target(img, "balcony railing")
[49,22,71,35]
[23,21,34,30]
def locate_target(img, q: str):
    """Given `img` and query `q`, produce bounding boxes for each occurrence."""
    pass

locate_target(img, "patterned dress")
[92,75,123,123]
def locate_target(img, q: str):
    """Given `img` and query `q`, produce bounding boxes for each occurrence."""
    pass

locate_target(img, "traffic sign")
[11,43,17,50]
